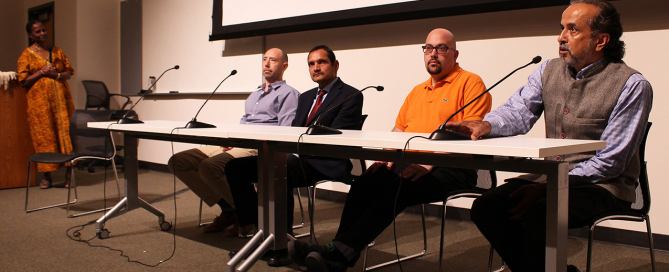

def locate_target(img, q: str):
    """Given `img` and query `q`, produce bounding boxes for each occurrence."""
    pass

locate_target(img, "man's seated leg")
[198,151,240,233]
[290,167,476,270]
[472,180,632,272]
[225,156,260,235]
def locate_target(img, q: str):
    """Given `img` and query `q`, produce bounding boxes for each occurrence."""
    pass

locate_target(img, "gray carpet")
[1,166,667,271]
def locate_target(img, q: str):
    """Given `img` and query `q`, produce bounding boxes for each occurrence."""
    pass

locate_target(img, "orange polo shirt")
[395,64,491,133]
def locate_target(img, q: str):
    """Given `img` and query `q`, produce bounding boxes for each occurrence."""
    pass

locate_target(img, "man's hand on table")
[444,121,492,140]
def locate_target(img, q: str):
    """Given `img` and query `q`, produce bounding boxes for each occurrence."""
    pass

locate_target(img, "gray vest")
[521,59,640,203]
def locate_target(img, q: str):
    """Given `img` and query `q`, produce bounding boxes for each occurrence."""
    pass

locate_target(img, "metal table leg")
[94,134,168,238]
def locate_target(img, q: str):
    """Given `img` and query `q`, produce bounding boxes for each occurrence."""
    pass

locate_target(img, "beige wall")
[0,1,25,72]
[135,0,669,236]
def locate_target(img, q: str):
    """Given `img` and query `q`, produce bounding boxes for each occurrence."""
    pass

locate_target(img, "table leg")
[545,162,570,272]
[229,142,290,271]
[94,134,168,237]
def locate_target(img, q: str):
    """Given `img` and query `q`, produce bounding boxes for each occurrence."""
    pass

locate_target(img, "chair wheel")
[160,221,172,231]
[97,229,110,239]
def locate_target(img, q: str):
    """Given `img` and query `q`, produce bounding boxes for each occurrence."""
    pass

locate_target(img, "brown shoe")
[225,224,255,237]
[203,213,238,233]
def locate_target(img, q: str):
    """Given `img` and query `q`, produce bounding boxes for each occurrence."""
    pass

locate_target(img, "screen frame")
[210,0,571,41]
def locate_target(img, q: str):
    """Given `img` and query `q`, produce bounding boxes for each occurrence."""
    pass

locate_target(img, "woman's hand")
[42,64,58,78]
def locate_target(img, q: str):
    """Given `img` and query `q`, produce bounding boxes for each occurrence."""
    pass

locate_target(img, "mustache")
[428,58,441,65]
[559,45,572,54]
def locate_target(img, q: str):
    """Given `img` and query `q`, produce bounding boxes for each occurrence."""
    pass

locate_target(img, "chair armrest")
[109,94,131,110]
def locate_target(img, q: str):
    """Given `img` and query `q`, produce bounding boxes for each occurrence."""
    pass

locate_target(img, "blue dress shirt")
[484,59,653,182]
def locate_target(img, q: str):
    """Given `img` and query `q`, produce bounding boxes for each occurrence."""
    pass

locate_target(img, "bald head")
[263,48,289,84]
[426,28,456,50]
[424,28,459,86]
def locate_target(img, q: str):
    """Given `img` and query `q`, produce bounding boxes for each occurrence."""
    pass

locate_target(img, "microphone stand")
[117,65,180,124]
[306,85,383,135]
[429,56,542,140]
[184,70,237,128]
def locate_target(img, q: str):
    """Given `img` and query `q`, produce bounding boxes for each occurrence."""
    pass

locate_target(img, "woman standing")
[17,20,75,189]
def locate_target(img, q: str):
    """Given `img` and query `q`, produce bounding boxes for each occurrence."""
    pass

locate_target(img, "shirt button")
[555,156,562,161]
[563,108,569,114]
[560,133,566,139]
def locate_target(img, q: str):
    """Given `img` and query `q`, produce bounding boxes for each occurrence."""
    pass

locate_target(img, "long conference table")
[89,120,606,272]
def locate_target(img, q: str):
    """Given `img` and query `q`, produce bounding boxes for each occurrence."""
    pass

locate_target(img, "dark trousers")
[225,154,329,235]
[470,179,632,272]
[333,166,476,266]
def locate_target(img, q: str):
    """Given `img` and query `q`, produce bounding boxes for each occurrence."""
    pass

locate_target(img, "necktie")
[306,90,327,125]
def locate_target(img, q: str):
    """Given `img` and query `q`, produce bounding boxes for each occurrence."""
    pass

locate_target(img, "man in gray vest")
[444,0,652,271]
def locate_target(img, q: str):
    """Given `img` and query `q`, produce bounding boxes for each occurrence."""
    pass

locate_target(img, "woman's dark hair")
[26,19,40,34]
[570,0,625,61]
[308,45,336,64]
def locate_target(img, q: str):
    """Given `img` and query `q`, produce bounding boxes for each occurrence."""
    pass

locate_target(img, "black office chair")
[438,169,504,272]
[292,115,368,240]
[81,80,136,172]
[82,80,130,112]
[585,122,654,272]
[25,110,122,217]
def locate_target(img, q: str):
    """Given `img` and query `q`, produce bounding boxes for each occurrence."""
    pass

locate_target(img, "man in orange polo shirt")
[288,28,492,271]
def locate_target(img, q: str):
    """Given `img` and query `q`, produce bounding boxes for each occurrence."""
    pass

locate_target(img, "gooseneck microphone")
[306,85,383,135]
[184,70,237,128]
[118,65,180,124]
[429,56,542,140]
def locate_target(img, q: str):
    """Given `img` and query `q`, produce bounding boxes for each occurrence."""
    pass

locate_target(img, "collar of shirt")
[568,58,605,80]
[318,77,339,94]
[422,63,463,90]
[256,80,287,94]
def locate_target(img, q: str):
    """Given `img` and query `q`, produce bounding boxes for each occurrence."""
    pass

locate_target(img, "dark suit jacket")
[292,78,363,181]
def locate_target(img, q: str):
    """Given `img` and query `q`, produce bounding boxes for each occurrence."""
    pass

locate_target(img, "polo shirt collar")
[422,63,462,90]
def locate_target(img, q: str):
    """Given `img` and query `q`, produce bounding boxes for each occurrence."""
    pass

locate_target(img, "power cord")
[296,132,319,245]
[391,135,430,272]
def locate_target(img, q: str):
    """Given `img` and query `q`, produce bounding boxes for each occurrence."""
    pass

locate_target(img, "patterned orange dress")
[17,47,75,172]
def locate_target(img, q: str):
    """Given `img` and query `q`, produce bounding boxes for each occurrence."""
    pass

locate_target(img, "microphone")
[48,46,53,63]
[429,56,542,140]
[306,85,383,135]
[184,70,237,128]
[117,65,180,124]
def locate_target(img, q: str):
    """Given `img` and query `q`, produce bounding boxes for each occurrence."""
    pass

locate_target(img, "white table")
[89,120,605,272]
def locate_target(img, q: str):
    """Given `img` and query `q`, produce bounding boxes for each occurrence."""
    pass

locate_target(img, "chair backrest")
[82,80,111,110]
[632,122,652,214]
[349,114,369,177]
[475,169,497,190]
[70,110,116,159]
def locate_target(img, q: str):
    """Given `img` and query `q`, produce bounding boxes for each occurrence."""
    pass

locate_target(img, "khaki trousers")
[167,146,257,208]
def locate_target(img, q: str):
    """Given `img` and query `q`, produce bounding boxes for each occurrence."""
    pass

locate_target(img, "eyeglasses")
[422,44,452,54]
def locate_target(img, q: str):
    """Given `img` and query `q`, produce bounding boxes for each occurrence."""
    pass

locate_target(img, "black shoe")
[306,252,347,272]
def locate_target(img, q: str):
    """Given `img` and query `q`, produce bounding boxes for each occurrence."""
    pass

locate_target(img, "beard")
[427,61,442,75]
[560,40,595,68]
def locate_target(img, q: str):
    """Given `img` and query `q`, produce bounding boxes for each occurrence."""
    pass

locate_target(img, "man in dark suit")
[225,45,363,238]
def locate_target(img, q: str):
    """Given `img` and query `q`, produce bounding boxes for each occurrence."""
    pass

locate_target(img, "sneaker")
[305,251,347,272]
[225,224,255,237]
[203,213,237,233]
